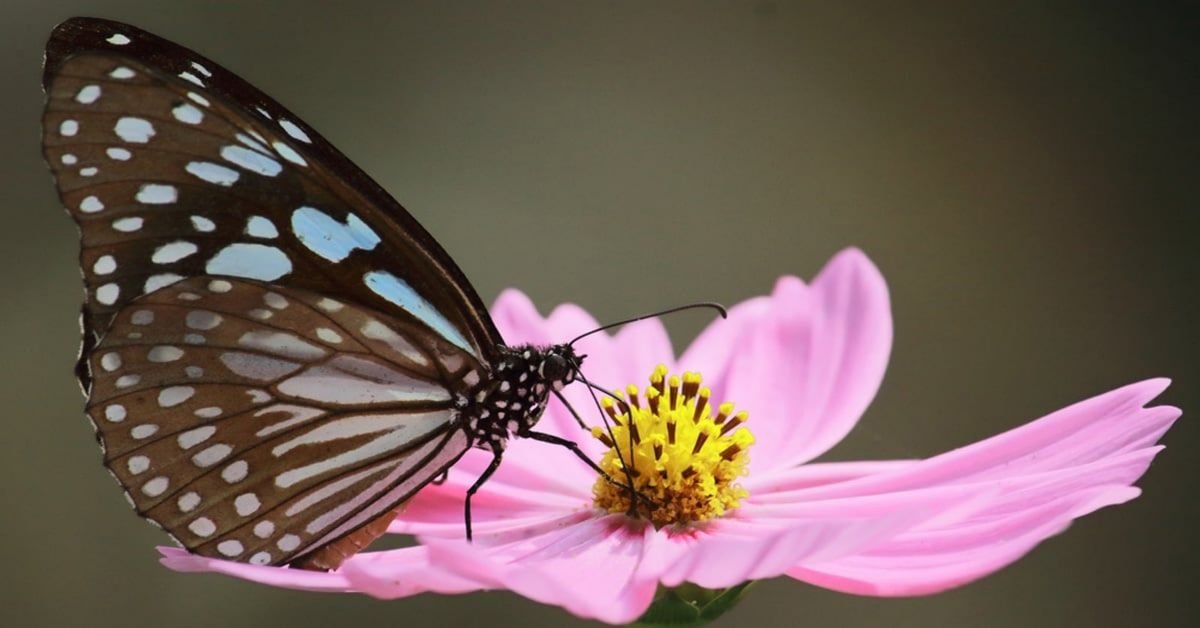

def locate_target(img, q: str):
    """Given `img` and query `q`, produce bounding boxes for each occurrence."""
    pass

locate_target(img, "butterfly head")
[540,344,583,391]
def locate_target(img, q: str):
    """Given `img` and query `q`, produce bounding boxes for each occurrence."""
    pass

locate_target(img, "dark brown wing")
[88,276,477,567]
[42,17,504,394]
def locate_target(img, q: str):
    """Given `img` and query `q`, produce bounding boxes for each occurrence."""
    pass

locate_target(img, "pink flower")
[161,248,1178,624]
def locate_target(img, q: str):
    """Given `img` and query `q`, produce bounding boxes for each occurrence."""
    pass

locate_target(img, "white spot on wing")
[246,216,279,239]
[315,328,342,344]
[221,145,282,176]
[272,141,307,166]
[187,91,210,107]
[186,310,223,330]
[206,244,292,280]
[279,119,311,143]
[186,161,239,186]
[136,183,177,204]
[152,241,198,264]
[189,517,216,536]
[217,540,244,558]
[220,352,302,381]
[172,103,204,125]
[148,346,184,362]
[59,120,78,136]
[106,147,132,160]
[191,215,216,232]
[144,273,184,294]
[263,292,288,309]
[79,196,104,213]
[158,386,195,408]
[100,352,121,371]
[127,456,149,475]
[106,33,131,45]
[222,460,249,483]
[109,66,135,79]
[114,117,155,143]
[190,61,212,77]
[131,424,159,439]
[112,217,143,232]
[75,85,101,104]
[96,283,120,304]
[192,443,232,467]
[104,404,126,422]
[178,492,201,512]
[234,493,261,516]
[141,476,169,496]
[178,426,216,449]
[179,71,204,87]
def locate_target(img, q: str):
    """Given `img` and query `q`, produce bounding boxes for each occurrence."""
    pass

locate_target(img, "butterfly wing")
[42,17,503,393]
[89,276,475,566]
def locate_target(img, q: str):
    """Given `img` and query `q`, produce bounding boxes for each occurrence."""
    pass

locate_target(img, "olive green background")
[1,2,1195,627]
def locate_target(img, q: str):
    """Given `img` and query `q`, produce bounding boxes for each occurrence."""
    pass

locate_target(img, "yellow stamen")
[590,365,754,527]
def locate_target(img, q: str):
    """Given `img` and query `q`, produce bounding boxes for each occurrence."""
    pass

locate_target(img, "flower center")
[590,365,754,527]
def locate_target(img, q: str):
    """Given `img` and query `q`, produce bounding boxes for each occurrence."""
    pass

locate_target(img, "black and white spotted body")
[461,344,581,452]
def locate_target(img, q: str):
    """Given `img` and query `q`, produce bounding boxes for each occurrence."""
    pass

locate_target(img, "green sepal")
[633,581,755,627]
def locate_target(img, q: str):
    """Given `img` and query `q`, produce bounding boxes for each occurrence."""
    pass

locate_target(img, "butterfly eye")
[540,353,571,383]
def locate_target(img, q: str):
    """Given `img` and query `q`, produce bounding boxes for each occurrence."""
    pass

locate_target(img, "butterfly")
[41,16,608,571]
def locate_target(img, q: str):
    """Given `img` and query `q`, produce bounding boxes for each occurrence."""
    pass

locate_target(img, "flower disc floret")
[591,365,754,527]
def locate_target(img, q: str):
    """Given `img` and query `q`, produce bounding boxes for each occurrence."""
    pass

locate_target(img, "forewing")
[42,17,503,392]
[89,276,476,565]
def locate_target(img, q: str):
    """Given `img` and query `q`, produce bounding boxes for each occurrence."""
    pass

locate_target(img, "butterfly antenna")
[567,302,727,347]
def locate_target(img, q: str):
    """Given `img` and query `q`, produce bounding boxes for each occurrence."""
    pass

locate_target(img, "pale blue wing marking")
[363,270,476,358]
[291,206,381,263]
[206,243,293,280]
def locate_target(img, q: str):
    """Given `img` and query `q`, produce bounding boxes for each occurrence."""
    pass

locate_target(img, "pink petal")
[657,482,996,589]
[158,546,352,592]
[340,546,488,598]
[761,379,1175,501]
[788,485,1140,596]
[758,379,1178,596]
[681,248,893,471]
[490,289,556,346]
[391,474,589,538]
[160,545,484,597]
[420,515,663,624]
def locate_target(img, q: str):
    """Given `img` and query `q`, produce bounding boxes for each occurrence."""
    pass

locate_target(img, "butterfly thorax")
[462,344,581,451]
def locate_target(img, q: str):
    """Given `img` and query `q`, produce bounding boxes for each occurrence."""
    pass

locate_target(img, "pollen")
[591,365,753,527]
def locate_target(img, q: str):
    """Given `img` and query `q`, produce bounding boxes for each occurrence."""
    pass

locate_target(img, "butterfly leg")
[463,444,504,542]
[521,430,657,511]
[556,384,652,517]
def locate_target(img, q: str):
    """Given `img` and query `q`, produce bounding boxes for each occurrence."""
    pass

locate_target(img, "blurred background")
[1,2,1195,626]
